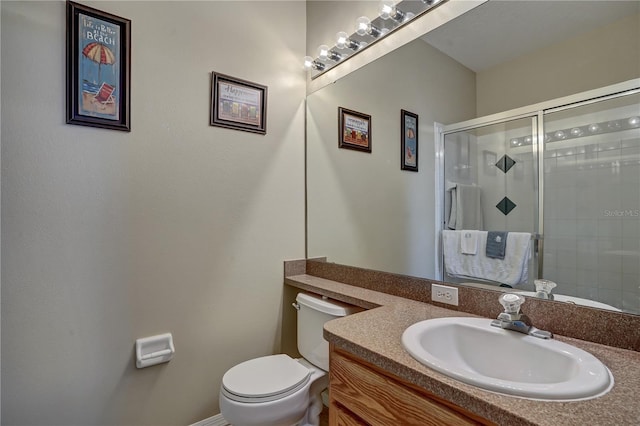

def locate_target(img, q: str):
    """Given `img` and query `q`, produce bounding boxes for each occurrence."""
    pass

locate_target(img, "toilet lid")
[222,354,311,402]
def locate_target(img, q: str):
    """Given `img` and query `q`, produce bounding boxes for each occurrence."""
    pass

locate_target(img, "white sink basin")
[402,317,613,401]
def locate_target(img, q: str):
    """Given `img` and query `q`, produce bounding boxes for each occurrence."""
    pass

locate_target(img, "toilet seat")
[221,354,312,403]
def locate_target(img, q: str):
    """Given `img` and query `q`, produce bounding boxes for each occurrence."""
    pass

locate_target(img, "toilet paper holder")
[135,332,175,369]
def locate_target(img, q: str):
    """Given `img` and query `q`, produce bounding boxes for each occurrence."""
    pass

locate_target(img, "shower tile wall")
[543,134,640,314]
[476,128,537,237]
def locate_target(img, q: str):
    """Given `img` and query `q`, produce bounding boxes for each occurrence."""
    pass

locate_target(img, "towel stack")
[442,230,531,286]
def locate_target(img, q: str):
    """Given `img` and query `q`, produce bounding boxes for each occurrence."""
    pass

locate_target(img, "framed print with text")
[66,1,131,131]
[211,72,267,135]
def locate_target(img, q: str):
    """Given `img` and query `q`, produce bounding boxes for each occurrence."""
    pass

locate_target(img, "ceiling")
[422,0,640,72]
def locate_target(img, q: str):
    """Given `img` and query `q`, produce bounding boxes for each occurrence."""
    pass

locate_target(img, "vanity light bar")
[509,116,640,147]
[304,0,447,78]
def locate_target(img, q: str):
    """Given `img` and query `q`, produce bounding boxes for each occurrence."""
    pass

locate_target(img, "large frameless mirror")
[305,0,640,315]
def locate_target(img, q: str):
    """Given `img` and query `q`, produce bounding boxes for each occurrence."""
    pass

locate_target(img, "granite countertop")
[285,274,640,426]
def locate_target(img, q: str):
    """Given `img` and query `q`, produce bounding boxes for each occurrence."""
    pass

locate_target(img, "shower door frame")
[435,78,640,282]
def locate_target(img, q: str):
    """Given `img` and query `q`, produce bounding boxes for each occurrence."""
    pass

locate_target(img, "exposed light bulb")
[317,45,330,61]
[355,16,371,36]
[628,116,640,127]
[510,138,519,147]
[379,1,395,20]
[355,16,381,37]
[554,130,566,139]
[570,127,583,137]
[336,32,348,49]
[379,0,405,22]
[588,123,601,133]
[303,56,314,69]
[336,31,360,51]
[524,136,533,144]
[302,56,325,72]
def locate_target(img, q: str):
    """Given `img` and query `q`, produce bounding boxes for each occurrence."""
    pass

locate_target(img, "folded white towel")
[442,230,531,286]
[460,231,478,255]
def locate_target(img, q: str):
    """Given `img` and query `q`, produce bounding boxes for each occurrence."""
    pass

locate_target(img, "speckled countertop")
[286,274,640,426]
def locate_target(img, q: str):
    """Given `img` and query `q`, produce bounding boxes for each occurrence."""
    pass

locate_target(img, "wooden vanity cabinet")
[328,346,494,426]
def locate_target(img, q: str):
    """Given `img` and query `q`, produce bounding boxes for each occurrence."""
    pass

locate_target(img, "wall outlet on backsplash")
[432,284,459,306]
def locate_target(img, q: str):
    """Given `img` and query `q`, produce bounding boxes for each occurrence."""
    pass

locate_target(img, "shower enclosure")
[437,80,640,314]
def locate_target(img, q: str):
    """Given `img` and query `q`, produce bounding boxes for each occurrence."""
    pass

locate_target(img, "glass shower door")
[542,92,640,313]
[442,116,539,288]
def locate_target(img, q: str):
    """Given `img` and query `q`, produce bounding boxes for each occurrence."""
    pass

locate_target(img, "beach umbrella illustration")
[82,42,115,83]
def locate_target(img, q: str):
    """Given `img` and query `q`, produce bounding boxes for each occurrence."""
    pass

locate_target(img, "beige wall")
[306,39,476,278]
[476,13,640,116]
[1,1,306,425]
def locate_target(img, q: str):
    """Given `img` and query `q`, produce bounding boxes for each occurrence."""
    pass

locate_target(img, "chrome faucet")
[491,293,553,339]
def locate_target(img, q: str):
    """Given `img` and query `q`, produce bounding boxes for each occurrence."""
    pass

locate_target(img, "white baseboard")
[190,413,228,426]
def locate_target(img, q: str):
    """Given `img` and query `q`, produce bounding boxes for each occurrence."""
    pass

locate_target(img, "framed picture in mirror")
[339,107,371,153]
[401,109,418,171]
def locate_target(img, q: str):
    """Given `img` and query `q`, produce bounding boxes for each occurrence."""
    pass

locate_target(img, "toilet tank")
[295,293,361,371]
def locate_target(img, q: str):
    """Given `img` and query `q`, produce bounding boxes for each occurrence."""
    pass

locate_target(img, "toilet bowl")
[220,355,327,426]
[219,293,360,426]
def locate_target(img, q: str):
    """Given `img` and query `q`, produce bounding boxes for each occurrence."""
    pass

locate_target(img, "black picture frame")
[210,72,268,135]
[338,107,372,153]
[401,109,418,171]
[66,1,131,131]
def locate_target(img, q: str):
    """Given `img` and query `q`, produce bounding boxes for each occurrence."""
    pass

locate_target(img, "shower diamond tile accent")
[496,197,517,216]
[495,154,516,173]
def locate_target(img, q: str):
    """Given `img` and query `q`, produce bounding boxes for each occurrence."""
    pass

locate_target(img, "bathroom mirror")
[306,1,640,314]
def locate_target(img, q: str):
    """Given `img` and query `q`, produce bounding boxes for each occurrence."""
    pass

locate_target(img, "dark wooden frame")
[401,109,418,171]
[66,1,131,131]
[210,72,268,135]
[338,107,372,153]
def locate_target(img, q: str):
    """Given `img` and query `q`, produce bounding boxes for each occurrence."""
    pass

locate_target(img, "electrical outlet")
[431,284,459,306]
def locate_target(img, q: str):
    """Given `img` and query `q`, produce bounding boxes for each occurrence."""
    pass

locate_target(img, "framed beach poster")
[401,109,418,171]
[210,72,268,135]
[338,107,371,153]
[66,1,131,131]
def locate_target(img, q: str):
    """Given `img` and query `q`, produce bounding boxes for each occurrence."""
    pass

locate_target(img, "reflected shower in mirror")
[306,1,640,314]
[440,92,640,314]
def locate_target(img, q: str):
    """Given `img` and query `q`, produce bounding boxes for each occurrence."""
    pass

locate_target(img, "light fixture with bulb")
[336,31,361,51]
[303,0,447,78]
[303,56,325,72]
[317,45,342,62]
[355,16,381,37]
[509,116,640,146]
[570,127,583,137]
[379,1,406,23]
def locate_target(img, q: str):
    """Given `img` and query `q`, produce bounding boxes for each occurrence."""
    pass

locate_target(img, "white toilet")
[219,293,360,426]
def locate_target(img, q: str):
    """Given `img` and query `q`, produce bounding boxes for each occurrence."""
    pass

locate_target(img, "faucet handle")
[499,293,525,315]
[534,279,557,294]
